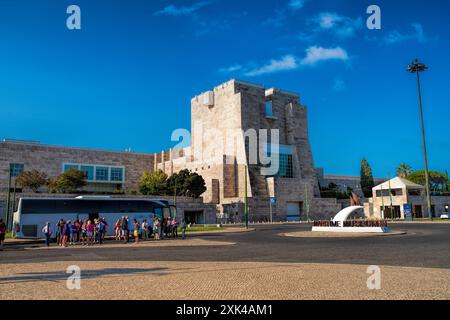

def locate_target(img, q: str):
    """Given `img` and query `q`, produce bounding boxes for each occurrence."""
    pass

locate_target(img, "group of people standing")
[40,215,187,247]
[42,218,108,247]
[114,216,185,243]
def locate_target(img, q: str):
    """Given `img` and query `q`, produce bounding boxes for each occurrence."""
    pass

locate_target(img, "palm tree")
[396,163,413,178]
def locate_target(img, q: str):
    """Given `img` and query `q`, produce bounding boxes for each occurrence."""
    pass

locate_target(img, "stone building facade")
[155,80,341,221]
[0,140,154,193]
[2,79,344,223]
[363,177,450,219]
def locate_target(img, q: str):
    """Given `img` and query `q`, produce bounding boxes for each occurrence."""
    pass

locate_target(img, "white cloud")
[384,23,427,44]
[245,55,298,77]
[300,46,349,66]
[154,1,210,16]
[219,64,243,73]
[312,12,363,39]
[240,46,349,77]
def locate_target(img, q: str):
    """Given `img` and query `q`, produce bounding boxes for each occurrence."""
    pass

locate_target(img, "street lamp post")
[407,58,432,220]
[244,165,249,229]
[4,169,11,231]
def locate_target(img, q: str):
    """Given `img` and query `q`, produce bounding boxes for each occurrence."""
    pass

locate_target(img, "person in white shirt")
[42,222,52,247]
[141,219,148,240]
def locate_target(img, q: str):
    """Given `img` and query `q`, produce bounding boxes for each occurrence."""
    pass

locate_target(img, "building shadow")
[0,267,169,284]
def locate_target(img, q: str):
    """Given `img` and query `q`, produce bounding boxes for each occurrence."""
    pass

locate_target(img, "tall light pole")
[407,58,432,220]
[244,165,249,229]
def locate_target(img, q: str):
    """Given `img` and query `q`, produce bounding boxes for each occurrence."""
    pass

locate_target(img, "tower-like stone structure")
[160,79,340,221]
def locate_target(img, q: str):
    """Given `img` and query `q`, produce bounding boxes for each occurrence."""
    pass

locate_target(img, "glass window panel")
[64,164,79,172]
[265,101,273,117]
[95,167,109,181]
[110,167,123,182]
[10,163,24,177]
[80,165,94,181]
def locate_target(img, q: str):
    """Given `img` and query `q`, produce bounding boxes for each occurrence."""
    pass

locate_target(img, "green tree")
[185,172,207,198]
[166,169,191,196]
[48,169,87,193]
[16,170,48,193]
[407,170,449,193]
[166,169,207,198]
[360,158,375,198]
[139,170,168,195]
[396,163,413,178]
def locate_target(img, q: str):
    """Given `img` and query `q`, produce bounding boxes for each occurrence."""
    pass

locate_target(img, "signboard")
[270,197,277,205]
[403,203,413,221]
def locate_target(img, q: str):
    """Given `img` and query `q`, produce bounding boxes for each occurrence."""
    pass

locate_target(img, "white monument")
[312,206,390,233]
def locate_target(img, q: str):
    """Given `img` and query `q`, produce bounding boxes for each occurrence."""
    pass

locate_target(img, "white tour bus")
[13,196,176,239]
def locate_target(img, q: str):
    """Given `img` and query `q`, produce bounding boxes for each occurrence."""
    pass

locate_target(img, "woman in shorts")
[132,219,140,244]
[86,220,95,246]
[114,219,121,241]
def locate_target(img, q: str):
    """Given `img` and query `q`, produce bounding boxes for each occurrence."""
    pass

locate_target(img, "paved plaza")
[1,223,449,300]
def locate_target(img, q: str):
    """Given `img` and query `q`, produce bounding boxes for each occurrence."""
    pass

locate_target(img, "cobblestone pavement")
[0,260,448,300]
[1,223,449,299]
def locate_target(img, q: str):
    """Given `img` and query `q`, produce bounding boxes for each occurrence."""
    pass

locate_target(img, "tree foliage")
[48,169,87,193]
[319,182,352,200]
[139,170,168,195]
[407,170,449,193]
[167,169,207,198]
[360,158,375,198]
[138,169,207,198]
[16,170,48,192]
[396,163,413,178]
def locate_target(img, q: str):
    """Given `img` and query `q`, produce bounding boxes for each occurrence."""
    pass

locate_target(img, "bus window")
[163,207,170,218]
[154,207,162,219]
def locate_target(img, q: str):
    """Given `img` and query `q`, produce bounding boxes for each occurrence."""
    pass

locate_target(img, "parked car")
[439,213,450,219]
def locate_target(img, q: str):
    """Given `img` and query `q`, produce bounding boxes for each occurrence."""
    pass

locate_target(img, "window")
[63,163,124,183]
[110,167,123,182]
[10,163,24,177]
[95,167,109,181]
[263,144,294,178]
[265,101,273,117]
[390,189,403,196]
[80,165,94,181]
[408,189,421,196]
[64,164,79,172]
[278,154,294,178]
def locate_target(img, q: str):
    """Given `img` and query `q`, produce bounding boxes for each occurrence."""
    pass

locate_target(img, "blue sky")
[0,0,449,178]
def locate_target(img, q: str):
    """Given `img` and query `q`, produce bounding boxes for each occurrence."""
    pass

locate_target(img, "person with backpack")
[61,221,70,247]
[95,219,102,244]
[69,222,77,245]
[42,222,52,247]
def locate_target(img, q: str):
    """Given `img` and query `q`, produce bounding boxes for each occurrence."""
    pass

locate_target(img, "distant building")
[316,167,386,199]
[364,177,450,219]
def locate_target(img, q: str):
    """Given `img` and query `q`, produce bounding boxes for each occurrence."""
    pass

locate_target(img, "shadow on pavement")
[0,267,169,284]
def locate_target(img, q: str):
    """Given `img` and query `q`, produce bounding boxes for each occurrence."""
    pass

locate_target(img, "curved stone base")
[312,226,390,233]
[283,231,407,238]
